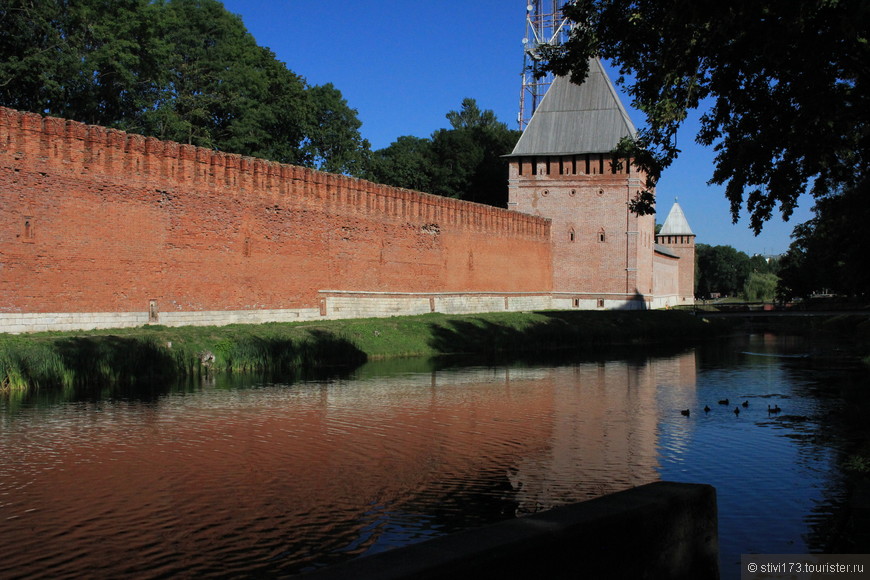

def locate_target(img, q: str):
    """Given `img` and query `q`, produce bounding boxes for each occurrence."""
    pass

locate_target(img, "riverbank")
[1,309,730,395]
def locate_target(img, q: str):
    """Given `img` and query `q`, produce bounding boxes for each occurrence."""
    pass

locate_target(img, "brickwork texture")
[1,108,551,323]
[1,107,692,332]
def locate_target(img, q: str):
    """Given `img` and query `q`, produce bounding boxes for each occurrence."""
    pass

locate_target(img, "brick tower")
[505,60,657,309]
[656,200,696,304]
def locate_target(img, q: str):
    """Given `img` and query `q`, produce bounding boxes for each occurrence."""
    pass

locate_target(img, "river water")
[0,333,863,579]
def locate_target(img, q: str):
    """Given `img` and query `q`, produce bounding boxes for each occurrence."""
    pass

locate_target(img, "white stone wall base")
[0,291,682,334]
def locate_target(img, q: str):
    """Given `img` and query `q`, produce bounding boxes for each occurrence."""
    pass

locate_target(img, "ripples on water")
[0,335,856,579]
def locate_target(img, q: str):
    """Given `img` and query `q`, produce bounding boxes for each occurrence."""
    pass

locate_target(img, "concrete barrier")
[299,481,719,580]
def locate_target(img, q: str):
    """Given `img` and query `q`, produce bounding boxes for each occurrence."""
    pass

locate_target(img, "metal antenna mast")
[518,1,571,130]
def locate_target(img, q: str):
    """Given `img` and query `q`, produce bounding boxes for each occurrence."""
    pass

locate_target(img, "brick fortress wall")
[654,234,696,306]
[508,154,656,308]
[0,108,553,332]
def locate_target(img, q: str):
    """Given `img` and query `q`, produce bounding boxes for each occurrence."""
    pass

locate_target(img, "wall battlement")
[0,107,549,241]
[1,107,554,331]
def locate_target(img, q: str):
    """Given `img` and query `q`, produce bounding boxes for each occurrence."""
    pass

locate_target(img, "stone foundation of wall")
[0,291,682,334]
[0,292,556,334]
[321,291,555,319]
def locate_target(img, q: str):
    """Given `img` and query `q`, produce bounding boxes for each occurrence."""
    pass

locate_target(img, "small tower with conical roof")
[505,60,656,309]
[656,200,696,304]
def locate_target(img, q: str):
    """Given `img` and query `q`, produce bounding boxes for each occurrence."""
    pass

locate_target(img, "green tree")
[0,1,68,112]
[743,272,779,302]
[428,125,485,200]
[695,244,751,298]
[367,136,433,192]
[0,0,370,176]
[245,50,311,166]
[142,0,316,166]
[541,1,870,232]
[0,0,172,127]
[748,254,779,277]
[300,83,371,176]
[430,98,521,204]
[148,0,270,148]
[776,245,814,302]
[370,98,520,206]
[445,98,500,130]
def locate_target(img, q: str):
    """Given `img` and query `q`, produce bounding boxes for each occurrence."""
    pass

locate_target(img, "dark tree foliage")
[145,0,306,154]
[0,0,369,176]
[300,83,371,176]
[777,188,870,300]
[0,0,172,127]
[695,243,753,298]
[541,1,870,232]
[368,98,521,207]
[367,136,433,193]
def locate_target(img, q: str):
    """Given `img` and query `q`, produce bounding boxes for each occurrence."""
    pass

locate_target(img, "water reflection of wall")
[507,353,697,513]
[0,352,699,578]
[323,352,698,516]
[654,350,701,464]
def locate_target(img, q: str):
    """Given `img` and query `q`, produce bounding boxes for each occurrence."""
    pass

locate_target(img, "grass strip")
[1,310,729,395]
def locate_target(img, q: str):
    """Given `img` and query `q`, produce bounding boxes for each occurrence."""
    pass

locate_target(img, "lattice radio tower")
[518,1,571,130]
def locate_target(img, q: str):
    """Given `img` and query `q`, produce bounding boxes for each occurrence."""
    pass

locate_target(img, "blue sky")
[221,0,814,256]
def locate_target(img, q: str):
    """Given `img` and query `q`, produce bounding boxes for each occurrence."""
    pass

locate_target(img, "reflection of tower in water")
[653,351,700,467]
[311,354,698,516]
[507,350,698,514]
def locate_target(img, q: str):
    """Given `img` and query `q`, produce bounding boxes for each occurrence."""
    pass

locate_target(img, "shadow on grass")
[42,330,367,399]
[54,336,181,385]
[426,310,718,361]
[219,329,367,375]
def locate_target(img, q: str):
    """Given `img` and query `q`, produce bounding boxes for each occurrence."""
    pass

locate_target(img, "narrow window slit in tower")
[22,218,34,241]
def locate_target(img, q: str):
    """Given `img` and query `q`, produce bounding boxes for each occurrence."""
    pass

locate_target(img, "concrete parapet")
[300,481,719,580]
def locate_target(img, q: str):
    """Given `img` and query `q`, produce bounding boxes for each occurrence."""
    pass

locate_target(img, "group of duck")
[680,398,782,417]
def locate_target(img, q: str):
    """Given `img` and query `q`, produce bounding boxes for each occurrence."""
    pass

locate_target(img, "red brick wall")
[0,108,552,315]
[652,252,679,298]
[655,235,696,303]
[508,155,656,298]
